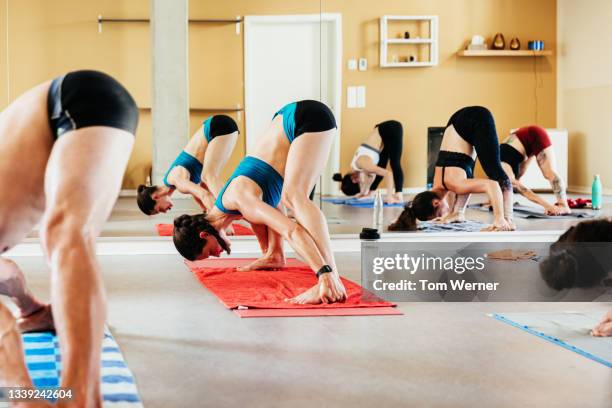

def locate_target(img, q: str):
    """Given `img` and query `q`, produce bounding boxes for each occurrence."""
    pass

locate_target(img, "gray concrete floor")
[5,253,611,408]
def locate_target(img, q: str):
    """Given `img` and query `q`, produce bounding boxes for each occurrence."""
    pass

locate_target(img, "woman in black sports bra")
[389,106,514,232]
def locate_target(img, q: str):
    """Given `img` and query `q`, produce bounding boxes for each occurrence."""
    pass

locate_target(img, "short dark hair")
[136,184,158,215]
[539,218,612,290]
[173,214,231,260]
[333,173,360,196]
[388,191,439,231]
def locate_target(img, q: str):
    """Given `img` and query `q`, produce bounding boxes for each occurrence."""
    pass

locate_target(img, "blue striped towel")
[0,328,142,407]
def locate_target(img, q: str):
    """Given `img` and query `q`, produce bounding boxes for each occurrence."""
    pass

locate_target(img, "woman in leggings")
[173,100,347,304]
[333,120,404,203]
[0,70,138,406]
[500,125,571,215]
[137,114,239,215]
[390,106,514,231]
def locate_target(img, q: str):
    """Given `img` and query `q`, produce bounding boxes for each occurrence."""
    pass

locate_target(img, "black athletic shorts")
[47,70,139,139]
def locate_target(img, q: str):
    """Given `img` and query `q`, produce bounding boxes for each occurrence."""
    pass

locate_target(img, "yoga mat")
[234,307,402,318]
[468,203,596,219]
[322,197,404,208]
[186,258,398,315]
[6,328,143,407]
[417,220,487,232]
[491,311,612,368]
[155,223,254,237]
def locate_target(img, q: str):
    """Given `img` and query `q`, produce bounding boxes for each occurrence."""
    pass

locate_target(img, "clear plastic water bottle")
[372,190,384,231]
[592,174,602,210]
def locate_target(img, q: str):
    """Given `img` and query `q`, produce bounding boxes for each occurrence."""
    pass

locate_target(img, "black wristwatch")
[316,265,333,278]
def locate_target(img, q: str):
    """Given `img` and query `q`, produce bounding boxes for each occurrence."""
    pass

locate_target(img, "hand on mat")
[433,212,465,224]
[546,203,571,216]
[286,273,347,304]
[237,254,286,272]
[481,218,514,232]
[355,191,373,200]
[591,311,612,337]
[385,193,403,205]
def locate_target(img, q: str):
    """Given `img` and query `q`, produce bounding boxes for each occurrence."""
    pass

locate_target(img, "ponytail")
[332,172,359,196]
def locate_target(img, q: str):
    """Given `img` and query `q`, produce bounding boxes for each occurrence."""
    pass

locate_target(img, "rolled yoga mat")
[184,258,401,318]
[490,311,612,368]
[1,328,143,407]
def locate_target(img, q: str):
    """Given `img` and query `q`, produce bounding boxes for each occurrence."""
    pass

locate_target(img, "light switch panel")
[357,86,366,108]
[347,86,357,108]
[347,59,357,70]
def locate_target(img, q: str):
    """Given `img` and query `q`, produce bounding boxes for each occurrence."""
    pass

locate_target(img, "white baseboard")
[5,230,564,257]
[568,185,612,195]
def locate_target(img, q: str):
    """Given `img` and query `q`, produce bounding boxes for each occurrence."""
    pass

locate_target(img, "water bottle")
[372,189,384,231]
[592,174,602,210]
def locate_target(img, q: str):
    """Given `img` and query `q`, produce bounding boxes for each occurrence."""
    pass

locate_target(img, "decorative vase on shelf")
[510,37,521,50]
[492,33,506,50]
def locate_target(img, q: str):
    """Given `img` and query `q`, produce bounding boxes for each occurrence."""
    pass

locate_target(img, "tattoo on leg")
[552,175,567,202]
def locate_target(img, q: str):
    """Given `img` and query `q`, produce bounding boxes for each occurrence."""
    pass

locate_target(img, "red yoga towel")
[185,258,397,310]
[155,223,254,237]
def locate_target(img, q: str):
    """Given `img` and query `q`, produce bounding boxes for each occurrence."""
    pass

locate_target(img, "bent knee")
[41,210,93,253]
[281,189,312,209]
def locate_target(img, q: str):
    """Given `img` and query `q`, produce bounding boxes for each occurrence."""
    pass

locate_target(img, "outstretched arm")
[355,157,391,197]
[536,147,570,213]
[167,167,212,211]
[237,196,327,272]
[449,176,513,231]
[237,196,345,303]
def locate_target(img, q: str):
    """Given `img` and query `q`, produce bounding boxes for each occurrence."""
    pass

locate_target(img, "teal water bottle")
[592,174,602,210]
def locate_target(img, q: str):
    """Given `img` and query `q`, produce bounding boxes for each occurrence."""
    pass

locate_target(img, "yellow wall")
[1,0,557,189]
[323,0,557,185]
[0,0,151,188]
[558,0,611,192]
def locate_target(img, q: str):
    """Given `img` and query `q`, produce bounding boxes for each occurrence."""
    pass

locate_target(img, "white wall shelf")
[379,15,438,68]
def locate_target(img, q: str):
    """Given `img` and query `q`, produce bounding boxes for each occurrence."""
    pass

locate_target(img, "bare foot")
[237,255,286,272]
[0,307,35,389]
[285,284,322,304]
[17,304,54,333]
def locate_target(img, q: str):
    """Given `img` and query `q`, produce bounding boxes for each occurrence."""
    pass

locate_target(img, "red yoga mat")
[185,258,400,317]
[156,223,254,236]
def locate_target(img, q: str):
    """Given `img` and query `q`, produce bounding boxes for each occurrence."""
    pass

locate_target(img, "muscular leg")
[40,127,133,408]
[282,130,337,272]
[237,214,286,271]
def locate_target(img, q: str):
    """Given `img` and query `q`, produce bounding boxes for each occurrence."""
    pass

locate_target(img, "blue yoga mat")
[491,311,612,368]
[0,328,143,407]
[417,220,487,232]
[322,197,404,208]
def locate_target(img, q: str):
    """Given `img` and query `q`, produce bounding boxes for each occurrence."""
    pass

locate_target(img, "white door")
[244,14,342,195]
